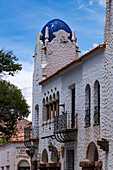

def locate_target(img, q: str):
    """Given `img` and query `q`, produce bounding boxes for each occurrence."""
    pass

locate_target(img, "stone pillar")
[79,159,95,170]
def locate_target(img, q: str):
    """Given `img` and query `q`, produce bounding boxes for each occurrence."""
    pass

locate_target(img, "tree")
[0,80,30,141]
[0,49,22,76]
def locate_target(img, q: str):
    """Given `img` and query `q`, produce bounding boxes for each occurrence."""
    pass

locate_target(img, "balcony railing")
[54,112,78,133]
[54,112,78,143]
[54,112,67,133]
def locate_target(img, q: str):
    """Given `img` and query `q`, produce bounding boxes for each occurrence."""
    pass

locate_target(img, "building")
[32,0,113,169]
[0,119,32,170]
[0,141,30,170]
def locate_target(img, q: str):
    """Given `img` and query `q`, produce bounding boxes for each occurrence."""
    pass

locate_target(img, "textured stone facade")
[32,1,113,169]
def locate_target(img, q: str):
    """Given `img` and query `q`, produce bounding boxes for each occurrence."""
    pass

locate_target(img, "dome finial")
[72,30,75,42]
[45,27,49,40]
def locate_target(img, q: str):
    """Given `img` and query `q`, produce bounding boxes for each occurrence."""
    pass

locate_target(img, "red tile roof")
[0,140,24,147]
[0,119,32,144]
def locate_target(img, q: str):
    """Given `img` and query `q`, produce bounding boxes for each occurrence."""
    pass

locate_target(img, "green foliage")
[0,137,10,144]
[0,80,30,141]
[0,50,22,76]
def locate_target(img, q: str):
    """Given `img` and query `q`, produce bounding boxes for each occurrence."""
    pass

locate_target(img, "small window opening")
[85,84,91,126]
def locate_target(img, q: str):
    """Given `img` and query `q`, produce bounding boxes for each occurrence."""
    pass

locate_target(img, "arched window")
[45,97,49,121]
[85,84,91,126]
[44,92,60,122]
[94,80,100,124]
[35,104,39,137]
[86,142,98,162]
[42,149,48,163]
[42,99,46,121]
[51,147,59,162]
[56,91,59,117]
[49,95,52,120]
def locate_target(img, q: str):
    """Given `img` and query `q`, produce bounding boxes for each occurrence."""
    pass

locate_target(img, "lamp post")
[24,138,38,170]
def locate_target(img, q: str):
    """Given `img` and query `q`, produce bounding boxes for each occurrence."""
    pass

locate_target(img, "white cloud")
[80,43,98,56]
[93,43,98,48]
[89,1,93,5]
[6,61,33,121]
[98,0,106,7]
[80,50,89,56]
[78,5,85,9]
[0,37,34,61]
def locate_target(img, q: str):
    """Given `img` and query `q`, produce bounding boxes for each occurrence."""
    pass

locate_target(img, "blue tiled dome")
[41,19,72,42]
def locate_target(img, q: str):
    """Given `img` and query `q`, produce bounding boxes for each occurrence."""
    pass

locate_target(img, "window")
[85,84,91,126]
[94,80,100,124]
[43,99,46,121]
[7,152,9,162]
[71,87,75,128]
[35,104,39,127]
[46,104,49,121]
[44,92,59,122]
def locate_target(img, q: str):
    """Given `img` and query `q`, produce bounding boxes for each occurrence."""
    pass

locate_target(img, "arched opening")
[49,95,52,120]
[53,93,55,99]
[94,80,100,124]
[80,142,102,169]
[18,160,30,170]
[42,98,46,122]
[86,142,98,162]
[56,91,59,117]
[85,84,91,126]
[51,147,59,163]
[35,104,39,138]
[42,149,48,163]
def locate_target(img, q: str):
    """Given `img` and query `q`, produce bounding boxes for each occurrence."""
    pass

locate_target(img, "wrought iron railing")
[54,112,78,133]
[54,112,67,133]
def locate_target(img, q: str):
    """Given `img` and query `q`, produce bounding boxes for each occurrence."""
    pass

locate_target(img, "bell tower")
[32,18,79,142]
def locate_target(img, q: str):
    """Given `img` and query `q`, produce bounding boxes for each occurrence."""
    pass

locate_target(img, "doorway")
[18,160,30,170]
[66,149,74,170]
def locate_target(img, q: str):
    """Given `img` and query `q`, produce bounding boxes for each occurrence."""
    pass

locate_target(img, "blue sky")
[0,0,106,120]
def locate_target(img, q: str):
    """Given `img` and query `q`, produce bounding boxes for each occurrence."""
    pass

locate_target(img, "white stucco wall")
[39,49,107,170]
[0,142,30,170]
[32,2,113,168]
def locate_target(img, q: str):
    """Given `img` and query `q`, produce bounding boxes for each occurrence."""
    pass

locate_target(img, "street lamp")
[48,142,60,162]
[24,138,38,169]
[48,142,54,152]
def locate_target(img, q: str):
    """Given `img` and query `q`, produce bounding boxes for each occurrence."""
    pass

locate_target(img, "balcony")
[54,112,78,143]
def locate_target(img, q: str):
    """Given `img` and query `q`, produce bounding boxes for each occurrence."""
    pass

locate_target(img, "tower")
[32,19,79,138]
